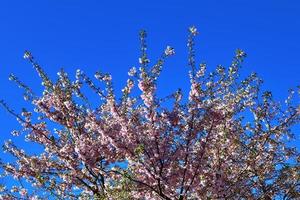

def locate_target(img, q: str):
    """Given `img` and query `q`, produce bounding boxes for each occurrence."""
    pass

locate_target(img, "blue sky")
[0,1,299,155]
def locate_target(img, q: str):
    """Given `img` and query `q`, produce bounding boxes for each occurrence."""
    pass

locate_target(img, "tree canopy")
[0,27,299,199]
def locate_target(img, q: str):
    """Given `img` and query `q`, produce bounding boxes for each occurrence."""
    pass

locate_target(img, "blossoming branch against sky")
[0,0,299,199]
[0,1,299,113]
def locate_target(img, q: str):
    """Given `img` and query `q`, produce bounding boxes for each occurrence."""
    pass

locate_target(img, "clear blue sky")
[0,1,299,153]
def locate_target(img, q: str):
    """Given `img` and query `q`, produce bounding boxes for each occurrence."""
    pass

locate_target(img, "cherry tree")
[0,27,299,199]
